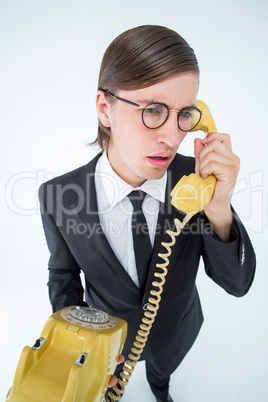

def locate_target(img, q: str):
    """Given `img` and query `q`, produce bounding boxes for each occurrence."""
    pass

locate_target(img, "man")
[39,25,256,402]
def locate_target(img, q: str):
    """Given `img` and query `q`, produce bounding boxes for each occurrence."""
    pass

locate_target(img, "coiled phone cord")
[105,212,193,402]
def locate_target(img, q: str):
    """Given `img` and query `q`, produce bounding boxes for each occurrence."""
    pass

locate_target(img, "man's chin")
[144,168,168,182]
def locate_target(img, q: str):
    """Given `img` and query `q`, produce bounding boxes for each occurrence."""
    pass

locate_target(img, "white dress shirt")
[94,152,167,288]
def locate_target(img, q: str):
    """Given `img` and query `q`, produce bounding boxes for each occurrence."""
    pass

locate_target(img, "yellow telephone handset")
[170,100,217,215]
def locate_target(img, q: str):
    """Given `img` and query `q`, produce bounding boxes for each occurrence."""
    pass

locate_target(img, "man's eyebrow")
[135,99,197,109]
[135,98,160,105]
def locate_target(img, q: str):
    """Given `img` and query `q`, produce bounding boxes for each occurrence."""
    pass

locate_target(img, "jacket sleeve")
[39,183,88,312]
[201,209,256,297]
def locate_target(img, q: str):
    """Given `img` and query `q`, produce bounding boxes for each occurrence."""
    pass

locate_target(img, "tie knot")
[127,190,146,213]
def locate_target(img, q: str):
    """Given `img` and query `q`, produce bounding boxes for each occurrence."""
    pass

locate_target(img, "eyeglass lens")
[142,103,201,131]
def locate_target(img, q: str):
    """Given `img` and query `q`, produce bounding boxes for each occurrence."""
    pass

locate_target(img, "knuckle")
[207,160,216,171]
[235,155,240,166]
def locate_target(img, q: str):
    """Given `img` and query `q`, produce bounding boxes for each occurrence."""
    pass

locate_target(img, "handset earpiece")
[170,100,217,215]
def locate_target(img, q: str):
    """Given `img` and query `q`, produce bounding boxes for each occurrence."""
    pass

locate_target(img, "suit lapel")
[65,153,141,296]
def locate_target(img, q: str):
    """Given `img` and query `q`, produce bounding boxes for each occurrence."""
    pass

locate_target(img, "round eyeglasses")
[101,89,202,132]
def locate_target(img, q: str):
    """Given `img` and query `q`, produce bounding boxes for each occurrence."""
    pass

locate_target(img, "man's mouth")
[147,153,173,167]
[149,156,169,160]
[148,151,173,159]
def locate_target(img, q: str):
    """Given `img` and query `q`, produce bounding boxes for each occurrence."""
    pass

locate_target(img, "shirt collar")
[97,152,167,208]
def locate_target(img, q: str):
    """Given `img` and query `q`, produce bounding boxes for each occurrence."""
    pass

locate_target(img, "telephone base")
[6,306,127,402]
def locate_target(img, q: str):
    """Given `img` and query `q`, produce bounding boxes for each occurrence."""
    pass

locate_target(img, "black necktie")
[128,190,152,292]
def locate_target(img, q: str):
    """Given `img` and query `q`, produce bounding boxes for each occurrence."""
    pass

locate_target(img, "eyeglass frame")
[100,88,203,132]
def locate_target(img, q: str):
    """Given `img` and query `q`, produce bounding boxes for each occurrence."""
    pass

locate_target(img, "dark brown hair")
[93,25,199,151]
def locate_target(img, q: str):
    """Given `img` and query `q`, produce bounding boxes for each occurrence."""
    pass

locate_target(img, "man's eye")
[180,110,193,119]
[145,104,163,114]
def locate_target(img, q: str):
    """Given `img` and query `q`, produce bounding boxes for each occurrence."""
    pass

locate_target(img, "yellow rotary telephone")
[6,306,127,402]
[6,100,217,402]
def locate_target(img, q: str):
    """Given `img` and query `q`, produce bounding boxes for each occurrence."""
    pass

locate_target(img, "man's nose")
[155,112,181,147]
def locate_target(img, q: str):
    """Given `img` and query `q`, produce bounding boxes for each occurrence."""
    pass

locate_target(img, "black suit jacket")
[39,153,256,375]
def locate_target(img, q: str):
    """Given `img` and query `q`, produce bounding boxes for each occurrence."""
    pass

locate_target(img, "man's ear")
[96,91,112,128]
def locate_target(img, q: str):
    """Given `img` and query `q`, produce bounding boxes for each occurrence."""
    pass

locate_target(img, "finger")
[199,151,240,182]
[200,145,239,168]
[199,158,238,181]
[194,138,204,176]
[117,354,125,364]
[108,375,118,388]
[202,133,232,151]
[198,139,238,166]
[108,354,125,389]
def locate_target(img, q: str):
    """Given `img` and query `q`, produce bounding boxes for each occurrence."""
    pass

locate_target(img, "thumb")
[194,138,204,176]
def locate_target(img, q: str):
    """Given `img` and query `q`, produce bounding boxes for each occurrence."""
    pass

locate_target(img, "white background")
[1,0,267,401]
